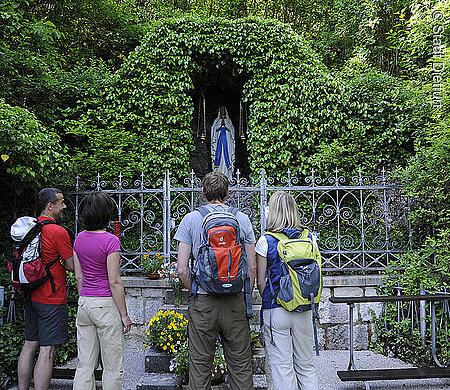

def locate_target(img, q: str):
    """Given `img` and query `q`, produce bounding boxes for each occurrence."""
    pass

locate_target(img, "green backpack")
[265,229,322,355]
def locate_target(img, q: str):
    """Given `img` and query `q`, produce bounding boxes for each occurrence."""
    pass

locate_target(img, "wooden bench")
[52,368,102,380]
[329,294,450,390]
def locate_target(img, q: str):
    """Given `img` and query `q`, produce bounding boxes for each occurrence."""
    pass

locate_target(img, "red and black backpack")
[192,206,253,317]
[9,217,58,293]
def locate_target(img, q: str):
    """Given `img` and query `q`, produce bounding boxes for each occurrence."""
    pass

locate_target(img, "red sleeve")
[52,226,74,259]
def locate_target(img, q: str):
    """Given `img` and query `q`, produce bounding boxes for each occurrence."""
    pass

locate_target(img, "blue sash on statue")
[214,126,232,170]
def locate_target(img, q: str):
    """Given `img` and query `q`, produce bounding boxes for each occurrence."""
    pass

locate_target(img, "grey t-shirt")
[174,204,256,261]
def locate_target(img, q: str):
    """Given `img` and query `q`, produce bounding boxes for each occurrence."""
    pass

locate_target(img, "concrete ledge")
[323,275,383,288]
[123,276,169,288]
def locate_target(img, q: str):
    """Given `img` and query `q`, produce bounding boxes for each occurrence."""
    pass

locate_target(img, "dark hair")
[82,191,115,231]
[202,172,229,202]
[37,188,62,214]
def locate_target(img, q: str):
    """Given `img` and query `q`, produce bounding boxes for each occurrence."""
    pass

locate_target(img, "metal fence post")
[163,170,171,263]
[260,169,267,236]
[420,286,426,344]
[74,176,80,236]
[0,286,4,325]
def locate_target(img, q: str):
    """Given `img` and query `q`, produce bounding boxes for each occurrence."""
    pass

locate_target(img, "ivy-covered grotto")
[108,17,347,180]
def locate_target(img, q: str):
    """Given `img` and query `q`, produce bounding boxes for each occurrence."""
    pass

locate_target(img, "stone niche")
[189,61,251,180]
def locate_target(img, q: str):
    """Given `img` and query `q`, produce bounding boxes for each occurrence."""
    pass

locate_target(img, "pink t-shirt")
[74,231,120,297]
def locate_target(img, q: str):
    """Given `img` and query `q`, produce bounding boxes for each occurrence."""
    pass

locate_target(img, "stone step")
[136,373,267,390]
[163,288,262,306]
[145,346,173,373]
[136,373,180,390]
[145,346,266,375]
[180,374,267,389]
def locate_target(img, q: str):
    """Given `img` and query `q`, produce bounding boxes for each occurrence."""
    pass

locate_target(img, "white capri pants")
[263,307,318,390]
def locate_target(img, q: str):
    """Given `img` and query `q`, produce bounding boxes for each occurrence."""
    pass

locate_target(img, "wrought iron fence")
[64,168,417,273]
[377,286,450,367]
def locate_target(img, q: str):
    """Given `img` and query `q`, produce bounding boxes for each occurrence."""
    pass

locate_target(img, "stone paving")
[7,334,450,389]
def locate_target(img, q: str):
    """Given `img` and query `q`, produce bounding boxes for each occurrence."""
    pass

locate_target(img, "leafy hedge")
[372,228,450,366]
[312,64,430,173]
[60,16,429,183]
[0,101,66,189]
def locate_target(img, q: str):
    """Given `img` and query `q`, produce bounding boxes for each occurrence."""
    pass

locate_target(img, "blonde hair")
[266,191,301,232]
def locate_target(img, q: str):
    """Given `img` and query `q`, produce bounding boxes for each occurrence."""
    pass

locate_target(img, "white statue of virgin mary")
[211,106,235,180]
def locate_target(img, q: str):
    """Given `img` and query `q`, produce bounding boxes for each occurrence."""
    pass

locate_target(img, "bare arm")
[177,242,192,292]
[245,243,256,291]
[63,255,74,271]
[73,252,83,294]
[256,253,267,297]
[107,251,132,334]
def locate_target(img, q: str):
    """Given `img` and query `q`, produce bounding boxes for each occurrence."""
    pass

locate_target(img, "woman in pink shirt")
[73,191,132,390]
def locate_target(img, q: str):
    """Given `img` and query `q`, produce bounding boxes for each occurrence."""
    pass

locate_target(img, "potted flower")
[142,252,164,279]
[144,309,188,352]
[144,310,227,385]
[170,338,227,384]
[160,262,184,306]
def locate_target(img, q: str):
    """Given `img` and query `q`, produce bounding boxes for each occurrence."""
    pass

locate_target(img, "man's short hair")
[202,172,229,202]
[82,191,116,231]
[37,188,62,214]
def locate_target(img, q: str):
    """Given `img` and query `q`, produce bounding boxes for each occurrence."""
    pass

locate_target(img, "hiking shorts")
[24,300,68,346]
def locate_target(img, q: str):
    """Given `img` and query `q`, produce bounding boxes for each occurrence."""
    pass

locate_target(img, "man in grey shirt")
[175,171,256,390]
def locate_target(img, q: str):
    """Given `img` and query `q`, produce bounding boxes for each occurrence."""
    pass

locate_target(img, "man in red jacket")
[18,188,74,390]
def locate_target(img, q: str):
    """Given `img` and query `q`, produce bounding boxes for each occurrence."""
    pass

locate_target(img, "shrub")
[0,271,78,383]
[0,101,66,189]
[371,228,450,366]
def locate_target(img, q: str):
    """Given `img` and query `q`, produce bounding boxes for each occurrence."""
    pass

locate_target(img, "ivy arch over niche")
[110,17,347,181]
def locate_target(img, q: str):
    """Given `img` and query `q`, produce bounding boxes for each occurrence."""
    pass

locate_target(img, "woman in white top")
[255,191,319,390]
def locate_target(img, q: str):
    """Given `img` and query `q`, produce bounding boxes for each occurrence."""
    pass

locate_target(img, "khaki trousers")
[73,296,124,390]
[263,308,318,390]
[188,293,254,390]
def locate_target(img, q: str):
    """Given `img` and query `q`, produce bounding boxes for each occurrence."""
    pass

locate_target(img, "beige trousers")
[73,296,124,390]
[263,308,318,390]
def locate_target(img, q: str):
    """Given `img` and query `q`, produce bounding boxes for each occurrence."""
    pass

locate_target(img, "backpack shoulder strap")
[227,206,239,216]
[40,219,56,226]
[300,227,311,239]
[264,232,287,242]
[196,206,210,218]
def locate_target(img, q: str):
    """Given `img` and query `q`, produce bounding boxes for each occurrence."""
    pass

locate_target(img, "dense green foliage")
[0,101,66,187]
[312,65,430,172]
[0,270,78,383]
[402,118,450,232]
[60,17,428,181]
[372,229,450,366]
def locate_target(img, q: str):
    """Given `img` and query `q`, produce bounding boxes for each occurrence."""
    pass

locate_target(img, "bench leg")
[347,303,371,390]
[431,301,444,367]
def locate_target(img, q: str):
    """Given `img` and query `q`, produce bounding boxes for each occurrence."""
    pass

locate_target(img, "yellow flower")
[1,154,9,162]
